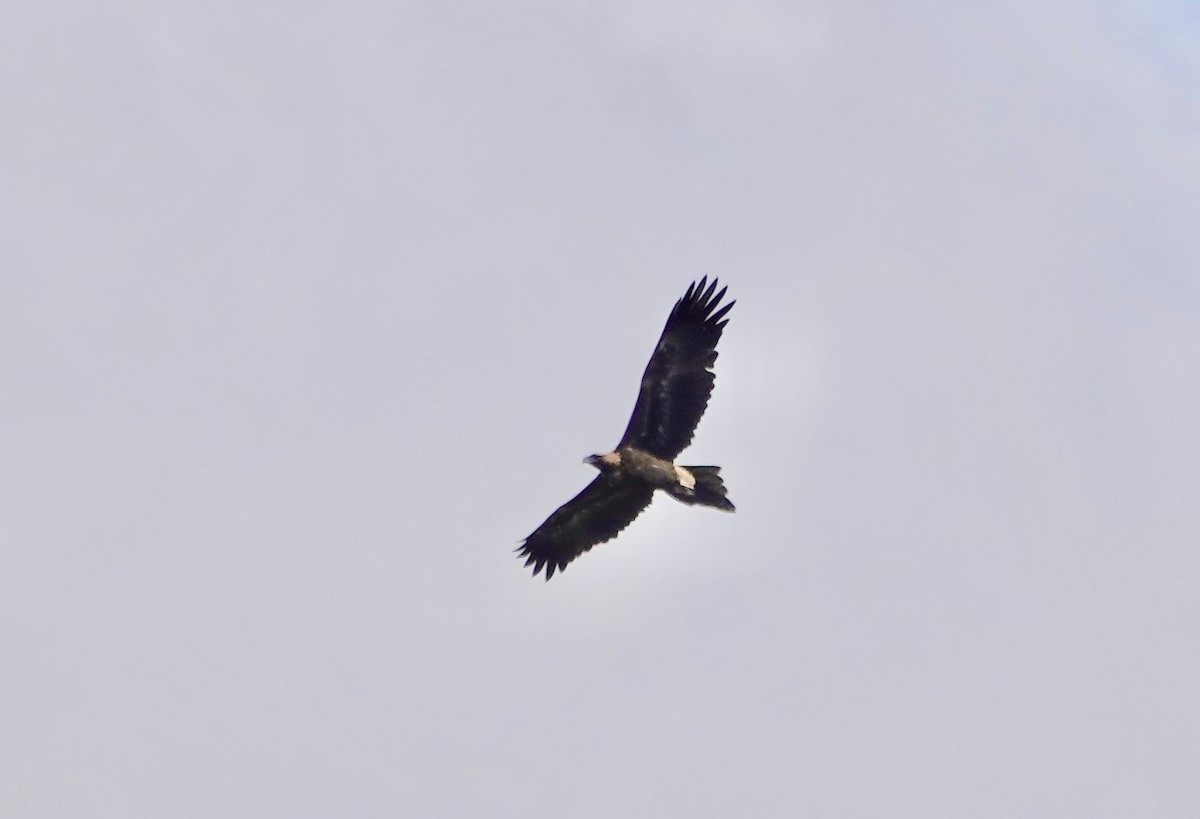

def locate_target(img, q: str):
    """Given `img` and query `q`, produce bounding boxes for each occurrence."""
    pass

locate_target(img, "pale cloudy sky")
[3,2,1199,816]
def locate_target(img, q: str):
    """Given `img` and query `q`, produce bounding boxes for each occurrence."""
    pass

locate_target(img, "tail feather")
[681,465,735,512]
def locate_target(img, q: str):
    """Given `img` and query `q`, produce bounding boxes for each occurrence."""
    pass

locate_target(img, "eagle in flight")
[518,277,735,580]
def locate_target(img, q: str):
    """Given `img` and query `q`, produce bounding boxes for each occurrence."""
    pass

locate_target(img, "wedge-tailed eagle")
[518,277,735,580]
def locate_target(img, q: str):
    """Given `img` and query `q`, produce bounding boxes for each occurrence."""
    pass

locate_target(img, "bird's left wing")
[617,277,734,459]
[518,475,655,580]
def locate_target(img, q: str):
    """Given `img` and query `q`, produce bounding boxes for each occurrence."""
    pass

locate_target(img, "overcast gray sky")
[3,2,1199,816]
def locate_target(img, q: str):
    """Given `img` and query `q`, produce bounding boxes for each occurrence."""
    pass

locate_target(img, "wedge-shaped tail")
[678,466,735,512]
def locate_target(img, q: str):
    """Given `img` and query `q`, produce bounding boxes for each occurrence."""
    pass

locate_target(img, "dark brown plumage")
[518,278,735,580]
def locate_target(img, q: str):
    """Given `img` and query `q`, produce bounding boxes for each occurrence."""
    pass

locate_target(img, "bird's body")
[518,278,735,580]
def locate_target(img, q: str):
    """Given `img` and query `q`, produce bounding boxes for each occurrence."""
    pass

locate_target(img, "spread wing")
[617,277,734,459]
[518,475,655,580]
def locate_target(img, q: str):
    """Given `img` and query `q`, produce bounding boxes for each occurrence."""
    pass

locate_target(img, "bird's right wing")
[518,475,655,580]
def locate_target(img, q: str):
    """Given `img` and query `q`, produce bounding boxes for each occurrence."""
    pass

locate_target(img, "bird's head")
[584,451,621,471]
